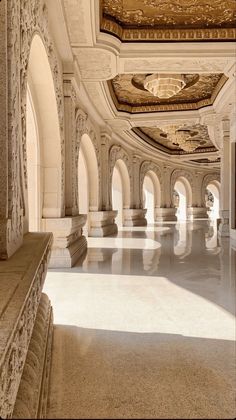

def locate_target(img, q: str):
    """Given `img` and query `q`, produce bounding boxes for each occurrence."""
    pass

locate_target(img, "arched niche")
[26,34,63,233]
[142,170,161,224]
[112,158,131,227]
[174,176,193,220]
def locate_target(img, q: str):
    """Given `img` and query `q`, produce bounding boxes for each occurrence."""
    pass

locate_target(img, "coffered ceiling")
[108,73,227,113]
[101,0,236,41]
[133,124,217,156]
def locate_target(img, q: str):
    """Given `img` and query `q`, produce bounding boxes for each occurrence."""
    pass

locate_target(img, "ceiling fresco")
[108,73,227,113]
[101,0,236,41]
[133,124,218,155]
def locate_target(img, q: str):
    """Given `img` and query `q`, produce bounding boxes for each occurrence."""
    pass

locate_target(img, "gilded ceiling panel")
[101,0,236,41]
[133,124,217,155]
[108,73,227,113]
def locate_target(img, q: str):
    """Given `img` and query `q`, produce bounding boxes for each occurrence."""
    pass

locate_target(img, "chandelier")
[144,74,186,99]
[163,125,200,153]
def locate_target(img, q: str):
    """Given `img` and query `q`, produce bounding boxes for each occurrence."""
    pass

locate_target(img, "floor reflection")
[46,220,236,316]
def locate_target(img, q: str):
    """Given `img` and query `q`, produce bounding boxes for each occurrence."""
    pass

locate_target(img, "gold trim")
[101,18,236,42]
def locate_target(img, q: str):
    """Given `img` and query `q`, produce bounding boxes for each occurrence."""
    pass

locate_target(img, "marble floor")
[44,220,236,419]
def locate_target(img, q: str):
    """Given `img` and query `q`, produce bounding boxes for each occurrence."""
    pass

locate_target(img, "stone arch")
[170,169,194,208]
[109,145,131,210]
[201,173,221,207]
[140,161,162,208]
[79,133,99,212]
[20,0,65,219]
[75,109,101,212]
[24,33,64,234]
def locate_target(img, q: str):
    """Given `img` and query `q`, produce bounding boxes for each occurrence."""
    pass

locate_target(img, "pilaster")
[100,131,112,211]
[63,77,79,216]
[219,118,230,237]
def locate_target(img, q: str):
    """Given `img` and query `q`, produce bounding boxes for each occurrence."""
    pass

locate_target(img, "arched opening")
[142,170,161,225]
[174,177,192,221]
[78,133,99,235]
[143,175,154,224]
[112,159,130,228]
[26,34,62,232]
[205,181,220,220]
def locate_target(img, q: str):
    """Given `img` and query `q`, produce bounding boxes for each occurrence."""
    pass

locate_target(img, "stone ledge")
[0,233,52,419]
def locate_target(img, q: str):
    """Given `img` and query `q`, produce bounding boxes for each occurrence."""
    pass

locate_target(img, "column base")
[218,210,230,237]
[89,211,118,237]
[187,207,209,220]
[41,215,87,268]
[123,209,147,226]
[155,207,177,222]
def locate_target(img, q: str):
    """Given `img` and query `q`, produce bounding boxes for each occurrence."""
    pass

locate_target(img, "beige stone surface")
[45,222,236,419]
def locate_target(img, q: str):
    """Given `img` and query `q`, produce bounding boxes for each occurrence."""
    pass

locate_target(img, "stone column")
[219,119,230,237]
[155,166,177,222]
[124,154,147,226]
[89,131,117,236]
[42,78,87,267]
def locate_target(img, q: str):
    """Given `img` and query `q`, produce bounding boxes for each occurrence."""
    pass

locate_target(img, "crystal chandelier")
[144,74,186,99]
[163,125,200,153]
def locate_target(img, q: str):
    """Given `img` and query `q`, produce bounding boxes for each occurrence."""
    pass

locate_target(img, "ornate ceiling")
[133,124,217,155]
[101,0,236,41]
[108,73,227,113]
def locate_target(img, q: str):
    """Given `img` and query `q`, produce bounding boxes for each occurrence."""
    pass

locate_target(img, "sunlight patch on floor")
[44,272,235,341]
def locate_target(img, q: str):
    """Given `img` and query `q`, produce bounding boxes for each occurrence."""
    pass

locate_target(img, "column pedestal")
[41,215,87,268]
[89,211,118,237]
[218,210,230,237]
[123,209,147,227]
[187,207,208,220]
[155,207,177,222]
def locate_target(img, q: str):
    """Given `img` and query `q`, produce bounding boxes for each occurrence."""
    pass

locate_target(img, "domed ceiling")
[101,0,236,41]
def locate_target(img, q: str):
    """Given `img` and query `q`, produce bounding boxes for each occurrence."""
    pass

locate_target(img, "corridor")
[44,221,236,419]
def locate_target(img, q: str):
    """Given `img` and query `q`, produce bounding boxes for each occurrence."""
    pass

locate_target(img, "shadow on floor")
[47,325,236,419]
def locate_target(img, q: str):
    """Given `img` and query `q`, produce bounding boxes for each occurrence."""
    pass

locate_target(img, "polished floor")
[44,220,236,419]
